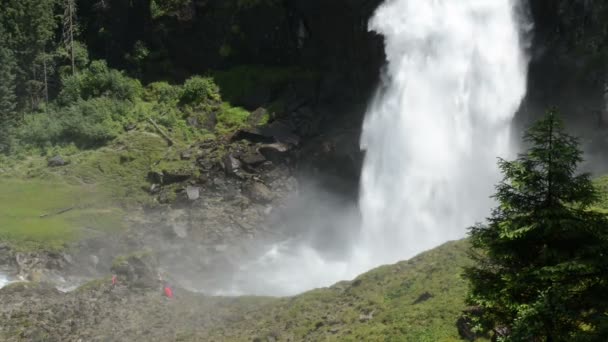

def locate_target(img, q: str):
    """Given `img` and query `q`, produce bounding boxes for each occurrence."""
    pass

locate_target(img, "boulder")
[239,150,266,167]
[245,182,274,203]
[222,154,242,176]
[111,252,158,289]
[47,155,68,167]
[259,143,291,163]
[186,186,200,201]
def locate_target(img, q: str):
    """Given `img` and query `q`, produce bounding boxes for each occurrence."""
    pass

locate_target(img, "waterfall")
[211,0,529,296]
[355,0,529,268]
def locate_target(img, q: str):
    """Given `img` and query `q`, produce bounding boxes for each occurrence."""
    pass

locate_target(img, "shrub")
[144,81,182,104]
[215,102,250,134]
[58,60,143,105]
[179,76,221,106]
[18,98,133,148]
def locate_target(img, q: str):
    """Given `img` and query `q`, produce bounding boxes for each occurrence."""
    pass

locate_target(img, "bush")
[18,98,133,148]
[58,60,143,105]
[144,81,182,104]
[215,102,250,134]
[179,76,221,106]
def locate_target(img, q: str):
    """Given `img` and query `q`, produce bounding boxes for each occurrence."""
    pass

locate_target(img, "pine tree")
[464,111,608,341]
[63,0,77,75]
[0,38,18,153]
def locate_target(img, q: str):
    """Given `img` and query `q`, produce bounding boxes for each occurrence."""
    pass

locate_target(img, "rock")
[162,169,192,184]
[186,186,200,200]
[247,107,269,126]
[259,142,290,163]
[198,158,216,172]
[172,223,188,239]
[89,255,99,269]
[222,154,242,176]
[180,150,193,160]
[148,171,163,184]
[111,252,158,289]
[47,155,68,167]
[245,182,274,203]
[149,183,161,194]
[231,121,300,145]
[359,310,374,322]
[238,150,266,167]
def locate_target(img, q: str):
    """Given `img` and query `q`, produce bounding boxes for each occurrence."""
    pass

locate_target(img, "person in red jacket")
[163,284,174,298]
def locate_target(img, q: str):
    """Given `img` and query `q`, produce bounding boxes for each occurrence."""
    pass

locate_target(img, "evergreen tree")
[0,0,58,109]
[0,27,18,153]
[464,111,608,341]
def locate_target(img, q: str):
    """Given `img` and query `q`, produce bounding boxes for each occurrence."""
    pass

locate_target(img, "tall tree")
[63,0,77,75]
[0,0,58,109]
[0,27,18,153]
[464,111,608,341]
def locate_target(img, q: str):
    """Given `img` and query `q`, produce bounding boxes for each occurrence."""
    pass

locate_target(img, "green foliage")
[18,98,133,148]
[150,0,192,19]
[144,81,182,104]
[216,103,250,134]
[55,40,90,77]
[201,241,472,341]
[0,0,58,108]
[58,60,143,105]
[464,111,608,341]
[179,76,221,106]
[0,35,18,154]
[212,65,319,107]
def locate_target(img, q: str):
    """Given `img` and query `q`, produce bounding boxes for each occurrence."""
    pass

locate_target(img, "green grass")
[204,240,473,341]
[593,175,608,212]
[0,178,124,251]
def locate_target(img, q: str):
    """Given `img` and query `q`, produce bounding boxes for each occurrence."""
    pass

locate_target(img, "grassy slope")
[201,240,473,342]
[0,132,178,251]
[0,178,124,251]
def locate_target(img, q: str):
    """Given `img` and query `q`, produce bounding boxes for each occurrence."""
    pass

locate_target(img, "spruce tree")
[0,28,18,153]
[464,111,608,341]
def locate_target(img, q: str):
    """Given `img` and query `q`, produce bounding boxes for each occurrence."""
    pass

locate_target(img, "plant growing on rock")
[464,111,608,341]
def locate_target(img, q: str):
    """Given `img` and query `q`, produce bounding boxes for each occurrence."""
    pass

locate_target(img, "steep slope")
[0,240,471,342]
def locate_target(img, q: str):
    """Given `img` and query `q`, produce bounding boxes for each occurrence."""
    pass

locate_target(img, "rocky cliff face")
[523,0,608,170]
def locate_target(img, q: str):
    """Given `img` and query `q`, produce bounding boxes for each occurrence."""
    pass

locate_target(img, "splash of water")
[211,0,529,296]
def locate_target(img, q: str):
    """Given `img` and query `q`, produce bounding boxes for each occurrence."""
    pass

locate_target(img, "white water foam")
[213,0,529,296]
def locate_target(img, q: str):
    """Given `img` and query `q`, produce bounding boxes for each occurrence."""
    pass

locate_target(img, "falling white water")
[355,0,529,269]
[210,0,529,296]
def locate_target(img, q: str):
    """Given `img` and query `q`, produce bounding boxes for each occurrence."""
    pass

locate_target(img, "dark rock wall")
[523,0,608,171]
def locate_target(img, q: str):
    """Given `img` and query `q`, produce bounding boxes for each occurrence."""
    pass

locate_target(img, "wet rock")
[245,182,274,203]
[48,155,68,167]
